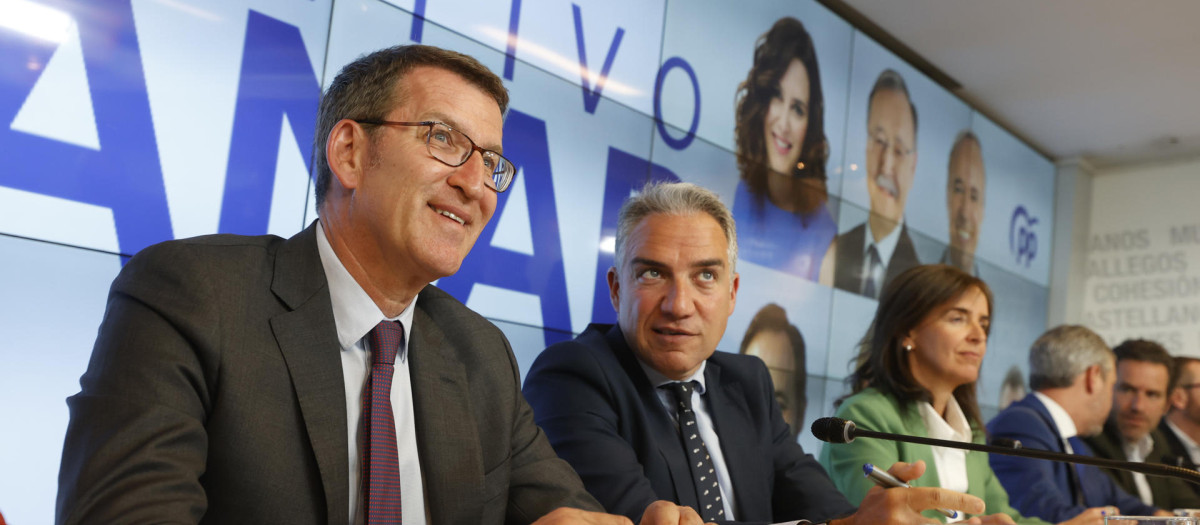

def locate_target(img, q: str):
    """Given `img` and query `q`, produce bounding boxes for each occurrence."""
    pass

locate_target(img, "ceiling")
[829,0,1200,170]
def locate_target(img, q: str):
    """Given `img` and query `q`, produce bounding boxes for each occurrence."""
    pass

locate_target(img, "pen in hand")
[863,463,960,520]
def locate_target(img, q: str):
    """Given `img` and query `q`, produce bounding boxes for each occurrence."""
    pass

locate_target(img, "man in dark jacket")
[1086,341,1200,510]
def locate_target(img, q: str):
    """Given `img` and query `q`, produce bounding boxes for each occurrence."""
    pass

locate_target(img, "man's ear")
[326,119,368,192]
[1171,386,1188,411]
[607,267,620,313]
[1085,364,1104,394]
[727,272,739,316]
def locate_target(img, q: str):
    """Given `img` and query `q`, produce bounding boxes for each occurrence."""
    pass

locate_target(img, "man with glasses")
[1162,357,1200,498]
[1084,340,1200,509]
[819,69,921,299]
[57,44,699,525]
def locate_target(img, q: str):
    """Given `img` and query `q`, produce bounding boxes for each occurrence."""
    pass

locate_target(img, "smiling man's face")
[947,138,985,262]
[865,88,917,229]
[348,66,502,285]
[608,212,739,380]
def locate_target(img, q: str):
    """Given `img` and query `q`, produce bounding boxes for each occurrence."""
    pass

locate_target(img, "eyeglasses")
[868,130,914,163]
[354,120,516,193]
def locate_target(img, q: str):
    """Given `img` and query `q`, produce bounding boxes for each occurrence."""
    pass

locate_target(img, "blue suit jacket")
[523,324,856,524]
[986,394,1157,522]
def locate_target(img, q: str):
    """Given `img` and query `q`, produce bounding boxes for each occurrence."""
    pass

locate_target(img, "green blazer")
[818,388,1049,524]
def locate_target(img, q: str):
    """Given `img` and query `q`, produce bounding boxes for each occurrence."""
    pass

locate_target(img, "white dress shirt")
[317,223,427,525]
[1034,392,1080,452]
[639,360,738,520]
[1121,433,1155,506]
[919,398,972,523]
[861,219,905,289]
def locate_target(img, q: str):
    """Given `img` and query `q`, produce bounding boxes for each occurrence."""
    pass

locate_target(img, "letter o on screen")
[654,56,700,150]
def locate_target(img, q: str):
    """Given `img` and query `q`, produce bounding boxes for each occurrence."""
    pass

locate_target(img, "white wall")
[1063,155,1200,355]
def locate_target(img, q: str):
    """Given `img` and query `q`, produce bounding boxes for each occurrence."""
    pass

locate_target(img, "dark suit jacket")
[1085,420,1200,509]
[523,324,856,524]
[832,222,920,297]
[56,223,599,525]
[987,394,1158,522]
[1158,419,1200,500]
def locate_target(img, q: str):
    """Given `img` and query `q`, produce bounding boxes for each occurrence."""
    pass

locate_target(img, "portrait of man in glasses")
[57,44,698,525]
[819,69,921,299]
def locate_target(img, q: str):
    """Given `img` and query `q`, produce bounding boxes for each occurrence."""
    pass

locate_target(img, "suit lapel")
[704,361,767,518]
[409,301,482,523]
[1147,429,1175,506]
[605,326,697,509]
[1025,396,1066,452]
[269,223,349,525]
[885,224,918,283]
[1024,396,1088,505]
[1104,424,1138,492]
[896,404,942,488]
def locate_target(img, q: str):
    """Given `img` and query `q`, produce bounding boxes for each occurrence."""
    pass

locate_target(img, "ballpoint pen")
[863,463,960,520]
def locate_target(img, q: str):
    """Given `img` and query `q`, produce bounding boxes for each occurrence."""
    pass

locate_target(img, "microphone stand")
[818,418,1200,486]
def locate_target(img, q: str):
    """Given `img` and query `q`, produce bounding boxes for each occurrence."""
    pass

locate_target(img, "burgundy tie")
[364,321,403,524]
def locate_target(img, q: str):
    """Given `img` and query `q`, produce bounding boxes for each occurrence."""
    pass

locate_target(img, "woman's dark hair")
[734,17,828,217]
[739,303,807,437]
[843,264,994,427]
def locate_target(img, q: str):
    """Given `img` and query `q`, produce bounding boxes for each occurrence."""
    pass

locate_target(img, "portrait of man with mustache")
[820,69,920,299]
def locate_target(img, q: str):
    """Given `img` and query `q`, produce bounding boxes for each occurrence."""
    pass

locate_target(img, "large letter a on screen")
[436,110,572,346]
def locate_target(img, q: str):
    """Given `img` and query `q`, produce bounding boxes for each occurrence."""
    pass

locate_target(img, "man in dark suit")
[56,45,698,525]
[988,326,1166,522]
[1160,356,1200,499]
[1084,340,1200,510]
[818,69,920,298]
[525,181,986,524]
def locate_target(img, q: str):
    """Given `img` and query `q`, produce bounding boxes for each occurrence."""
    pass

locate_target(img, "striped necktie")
[364,321,404,524]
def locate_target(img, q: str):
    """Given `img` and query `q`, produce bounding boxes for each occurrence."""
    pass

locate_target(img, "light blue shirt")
[862,218,905,271]
[637,357,812,525]
[316,222,426,525]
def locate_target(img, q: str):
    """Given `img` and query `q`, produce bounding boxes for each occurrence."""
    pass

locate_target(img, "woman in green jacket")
[819,265,1106,525]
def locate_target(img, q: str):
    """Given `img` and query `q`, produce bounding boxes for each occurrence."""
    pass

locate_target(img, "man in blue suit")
[988,325,1169,522]
[525,181,987,524]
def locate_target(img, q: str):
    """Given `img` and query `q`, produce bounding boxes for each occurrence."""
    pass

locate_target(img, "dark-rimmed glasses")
[355,120,516,192]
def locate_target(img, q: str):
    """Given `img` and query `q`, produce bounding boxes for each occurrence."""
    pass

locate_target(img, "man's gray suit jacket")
[56,223,599,524]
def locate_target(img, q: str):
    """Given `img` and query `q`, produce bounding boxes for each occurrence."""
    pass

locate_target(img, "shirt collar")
[638,358,709,395]
[940,247,981,276]
[919,397,972,442]
[1034,391,1079,439]
[1122,431,1154,462]
[863,218,905,265]
[316,221,416,358]
[1166,419,1200,451]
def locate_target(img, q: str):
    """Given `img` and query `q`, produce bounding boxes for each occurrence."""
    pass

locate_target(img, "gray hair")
[1029,325,1114,390]
[867,68,918,140]
[614,181,738,274]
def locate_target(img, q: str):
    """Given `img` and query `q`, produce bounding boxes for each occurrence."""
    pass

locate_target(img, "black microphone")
[811,416,1200,486]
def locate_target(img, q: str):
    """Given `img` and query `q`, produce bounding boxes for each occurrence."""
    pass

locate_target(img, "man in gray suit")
[56,45,700,525]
